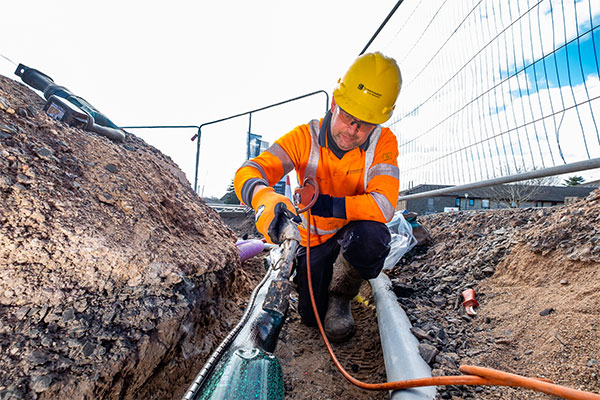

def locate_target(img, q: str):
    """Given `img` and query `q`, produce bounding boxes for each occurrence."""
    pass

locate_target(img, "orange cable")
[303,210,600,400]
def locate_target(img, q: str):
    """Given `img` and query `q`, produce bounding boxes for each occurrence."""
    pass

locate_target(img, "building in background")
[398,184,597,215]
[583,179,600,188]
[247,133,287,196]
[247,133,269,160]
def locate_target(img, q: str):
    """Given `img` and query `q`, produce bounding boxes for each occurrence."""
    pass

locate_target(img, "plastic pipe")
[398,157,600,201]
[237,239,265,262]
[369,273,437,400]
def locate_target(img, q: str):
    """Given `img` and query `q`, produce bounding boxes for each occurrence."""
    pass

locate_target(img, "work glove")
[251,187,301,244]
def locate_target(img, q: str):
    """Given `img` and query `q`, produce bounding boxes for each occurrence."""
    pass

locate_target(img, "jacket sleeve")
[233,125,309,206]
[344,128,400,223]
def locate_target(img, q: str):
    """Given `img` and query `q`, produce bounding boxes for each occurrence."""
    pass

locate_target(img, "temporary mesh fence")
[371,0,600,190]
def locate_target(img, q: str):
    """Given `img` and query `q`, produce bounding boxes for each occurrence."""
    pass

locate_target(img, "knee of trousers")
[338,220,391,280]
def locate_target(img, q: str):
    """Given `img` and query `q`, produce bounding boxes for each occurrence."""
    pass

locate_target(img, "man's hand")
[251,187,300,244]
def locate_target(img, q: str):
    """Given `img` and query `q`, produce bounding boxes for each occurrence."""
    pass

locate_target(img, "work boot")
[324,254,363,343]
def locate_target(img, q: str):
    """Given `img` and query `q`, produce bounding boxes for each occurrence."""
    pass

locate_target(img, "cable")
[0,52,17,66]
[302,209,600,399]
[359,0,405,56]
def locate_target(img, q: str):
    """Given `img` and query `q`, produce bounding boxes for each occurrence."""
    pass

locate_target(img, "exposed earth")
[1,73,599,400]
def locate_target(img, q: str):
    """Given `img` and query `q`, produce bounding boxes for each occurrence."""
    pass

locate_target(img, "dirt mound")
[390,192,600,398]
[0,74,249,399]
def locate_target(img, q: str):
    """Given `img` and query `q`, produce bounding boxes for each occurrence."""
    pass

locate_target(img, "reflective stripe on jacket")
[234,118,399,246]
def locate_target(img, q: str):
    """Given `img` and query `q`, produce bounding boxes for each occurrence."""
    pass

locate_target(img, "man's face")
[330,105,377,151]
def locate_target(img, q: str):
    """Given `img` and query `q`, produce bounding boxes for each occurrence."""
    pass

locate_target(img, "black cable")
[359,0,405,55]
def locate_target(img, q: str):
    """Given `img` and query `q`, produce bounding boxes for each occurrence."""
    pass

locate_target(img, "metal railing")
[122,90,329,194]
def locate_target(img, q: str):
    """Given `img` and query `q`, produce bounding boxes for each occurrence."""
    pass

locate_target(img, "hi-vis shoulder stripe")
[370,192,395,221]
[241,160,268,181]
[266,143,294,176]
[300,213,341,235]
[367,163,399,183]
[363,126,382,191]
[305,120,321,182]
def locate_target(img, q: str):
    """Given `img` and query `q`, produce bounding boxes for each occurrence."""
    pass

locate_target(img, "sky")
[1,1,599,199]
[0,1,400,198]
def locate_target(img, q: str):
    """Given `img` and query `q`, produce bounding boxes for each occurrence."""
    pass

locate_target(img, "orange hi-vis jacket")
[234,117,400,247]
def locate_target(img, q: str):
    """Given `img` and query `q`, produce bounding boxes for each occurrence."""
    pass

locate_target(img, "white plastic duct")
[369,273,437,400]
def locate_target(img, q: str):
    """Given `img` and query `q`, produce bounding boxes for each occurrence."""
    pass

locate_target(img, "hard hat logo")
[357,83,382,99]
[334,52,401,125]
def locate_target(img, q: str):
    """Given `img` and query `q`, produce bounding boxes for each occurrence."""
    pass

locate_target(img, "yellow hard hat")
[333,52,402,125]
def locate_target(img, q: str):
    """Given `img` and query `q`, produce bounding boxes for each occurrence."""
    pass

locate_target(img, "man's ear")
[330,97,337,113]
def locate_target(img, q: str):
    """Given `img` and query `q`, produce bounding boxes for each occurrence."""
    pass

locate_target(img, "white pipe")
[370,273,437,400]
[398,157,600,201]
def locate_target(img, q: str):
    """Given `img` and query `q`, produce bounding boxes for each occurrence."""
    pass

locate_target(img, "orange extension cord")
[303,209,600,400]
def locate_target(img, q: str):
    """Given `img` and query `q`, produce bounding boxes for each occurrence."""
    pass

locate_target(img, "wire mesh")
[375,0,600,190]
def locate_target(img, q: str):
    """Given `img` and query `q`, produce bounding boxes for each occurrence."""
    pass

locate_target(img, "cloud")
[379,0,600,188]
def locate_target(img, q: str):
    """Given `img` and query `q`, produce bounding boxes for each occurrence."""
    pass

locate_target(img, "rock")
[0,96,11,110]
[37,305,49,323]
[16,107,28,117]
[36,147,54,159]
[62,308,75,323]
[31,375,52,393]
[97,192,114,204]
[390,281,415,297]
[0,387,24,399]
[74,299,88,313]
[26,105,38,117]
[539,307,555,316]
[26,350,50,365]
[104,163,119,173]
[0,124,17,135]
[418,343,439,364]
[15,306,30,320]
[81,342,96,357]
[431,295,446,307]
[0,97,15,115]
[481,266,495,274]
[410,327,431,341]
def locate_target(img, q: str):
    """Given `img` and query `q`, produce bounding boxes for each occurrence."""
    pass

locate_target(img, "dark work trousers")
[294,220,391,327]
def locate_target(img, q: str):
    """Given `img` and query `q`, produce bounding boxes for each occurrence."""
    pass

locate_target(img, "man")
[234,52,401,342]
